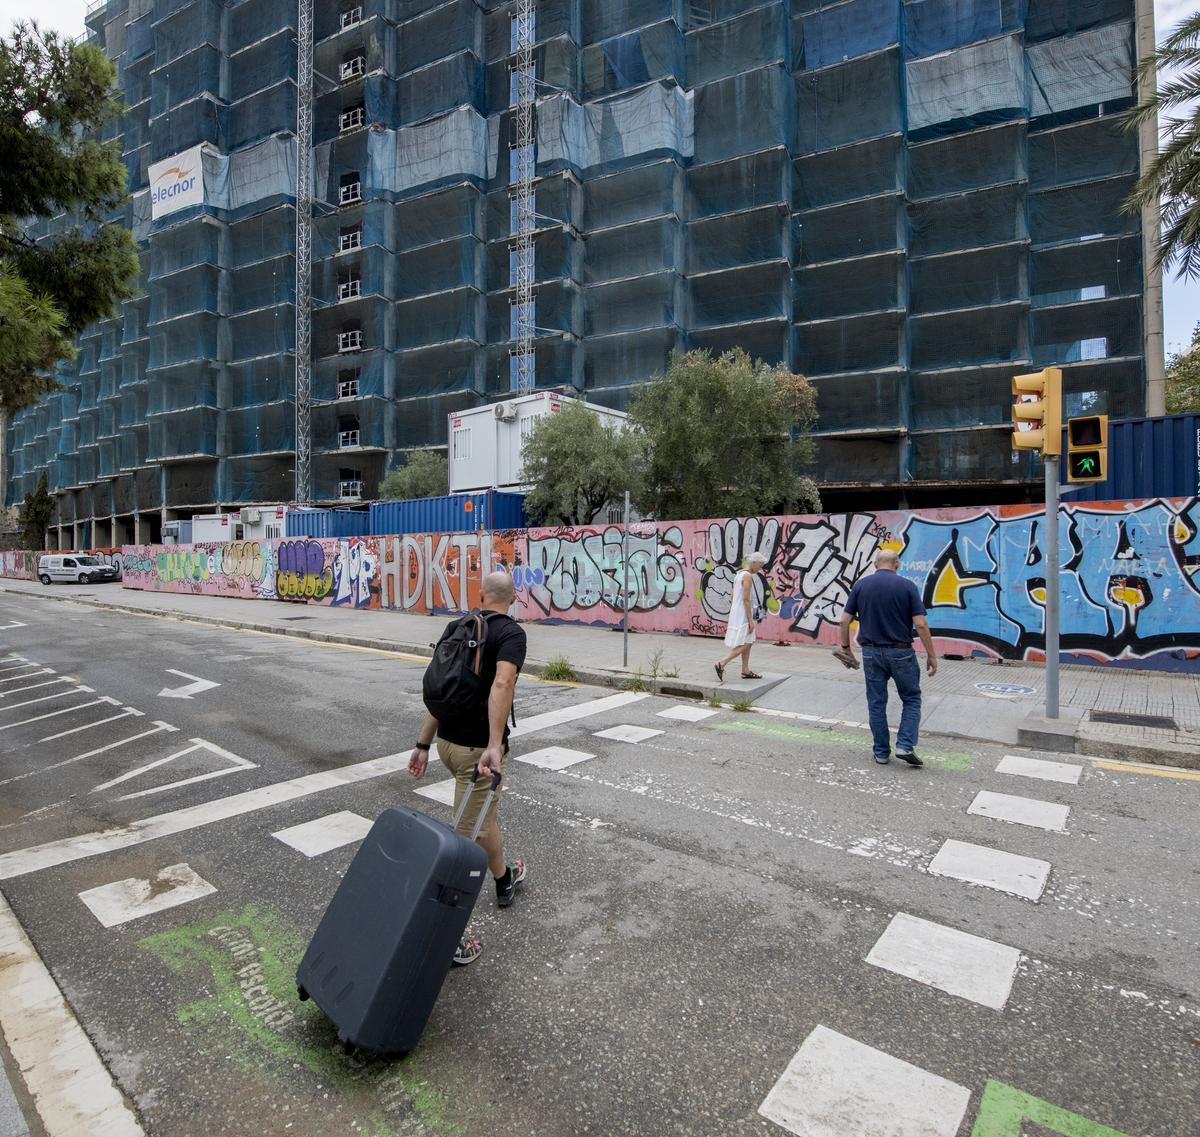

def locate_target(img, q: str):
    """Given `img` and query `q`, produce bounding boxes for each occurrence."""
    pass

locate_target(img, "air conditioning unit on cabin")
[494,402,518,422]
[240,508,261,524]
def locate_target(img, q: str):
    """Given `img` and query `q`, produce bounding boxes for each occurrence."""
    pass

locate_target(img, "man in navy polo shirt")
[838,549,938,767]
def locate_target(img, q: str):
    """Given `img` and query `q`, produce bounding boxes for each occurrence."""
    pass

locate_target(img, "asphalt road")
[0,590,1195,1137]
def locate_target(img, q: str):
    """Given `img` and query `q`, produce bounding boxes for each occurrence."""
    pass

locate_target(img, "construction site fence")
[6,497,1197,672]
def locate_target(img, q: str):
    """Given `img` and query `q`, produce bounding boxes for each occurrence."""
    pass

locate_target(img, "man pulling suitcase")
[408,570,529,965]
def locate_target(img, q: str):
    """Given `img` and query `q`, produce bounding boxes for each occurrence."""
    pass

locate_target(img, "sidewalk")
[5,578,1198,768]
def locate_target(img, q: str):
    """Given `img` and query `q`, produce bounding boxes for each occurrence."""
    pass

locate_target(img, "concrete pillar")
[1135,0,1166,416]
[133,512,143,544]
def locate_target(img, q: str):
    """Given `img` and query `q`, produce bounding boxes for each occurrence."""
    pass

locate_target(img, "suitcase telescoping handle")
[451,769,503,841]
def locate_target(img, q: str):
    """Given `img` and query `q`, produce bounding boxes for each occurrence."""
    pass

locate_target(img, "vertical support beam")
[294,0,314,502]
[1044,456,1060,719]
[622,490,630,670]
[1135,0,1166,415]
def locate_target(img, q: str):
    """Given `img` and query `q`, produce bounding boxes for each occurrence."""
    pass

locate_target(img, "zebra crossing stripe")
[927,839,1051,901]
[759,1025,970,1137]
[968,790,1070,833]
[866,913,1022,1010]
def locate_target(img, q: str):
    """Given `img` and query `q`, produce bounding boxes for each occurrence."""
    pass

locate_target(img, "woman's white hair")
[746,551,769,569]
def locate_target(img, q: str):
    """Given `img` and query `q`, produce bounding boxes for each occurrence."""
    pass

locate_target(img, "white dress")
[723,570,756,647]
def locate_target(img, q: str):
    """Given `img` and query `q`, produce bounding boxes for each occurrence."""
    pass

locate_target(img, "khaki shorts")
[437,739,507,840]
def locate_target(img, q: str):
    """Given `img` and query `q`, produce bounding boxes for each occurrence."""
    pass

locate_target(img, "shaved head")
[875,549,900,570]
[481,571,516,606]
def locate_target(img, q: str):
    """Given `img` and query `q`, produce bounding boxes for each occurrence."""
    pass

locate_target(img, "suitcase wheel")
[296,985,309,1002]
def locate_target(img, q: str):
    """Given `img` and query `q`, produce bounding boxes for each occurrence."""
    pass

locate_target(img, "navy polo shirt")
[844,570,925,647]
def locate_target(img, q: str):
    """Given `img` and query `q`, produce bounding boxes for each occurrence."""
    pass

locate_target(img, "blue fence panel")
[287,509,371,538]
[1061,413,1200,504]
[369,492,528,535]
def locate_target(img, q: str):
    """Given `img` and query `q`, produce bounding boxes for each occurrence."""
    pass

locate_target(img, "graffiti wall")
[96,497,1200,671]
[1,548,125,580]
[120,538,382,608]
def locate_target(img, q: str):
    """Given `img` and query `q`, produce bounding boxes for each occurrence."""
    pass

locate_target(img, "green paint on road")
[140,903,460,1136]
[715,718,975,769]
[971,1080,1133,1137]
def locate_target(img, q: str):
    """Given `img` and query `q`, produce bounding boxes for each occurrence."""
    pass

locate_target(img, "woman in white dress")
[714,551,768,682]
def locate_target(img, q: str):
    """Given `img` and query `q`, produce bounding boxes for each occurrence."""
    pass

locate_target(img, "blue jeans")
[863,647,922,759]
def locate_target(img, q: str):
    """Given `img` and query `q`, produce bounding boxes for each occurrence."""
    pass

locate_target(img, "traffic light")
[1011,367,1062,455]
[1066,414,1108,483]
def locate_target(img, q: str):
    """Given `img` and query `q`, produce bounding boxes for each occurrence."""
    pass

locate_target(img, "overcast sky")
[3,0,1198,353]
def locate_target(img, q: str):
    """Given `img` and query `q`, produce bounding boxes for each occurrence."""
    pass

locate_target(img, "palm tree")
[1124,11,1200,279]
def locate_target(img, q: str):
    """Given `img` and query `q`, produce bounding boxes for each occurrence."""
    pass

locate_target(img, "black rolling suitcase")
[296,771,500,1055]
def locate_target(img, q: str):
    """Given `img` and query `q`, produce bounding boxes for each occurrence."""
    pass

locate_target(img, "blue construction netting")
[8,0,1147,523]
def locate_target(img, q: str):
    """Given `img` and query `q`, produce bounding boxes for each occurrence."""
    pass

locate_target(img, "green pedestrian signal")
[1071,453,1098,477]
[1066,416,1107,484]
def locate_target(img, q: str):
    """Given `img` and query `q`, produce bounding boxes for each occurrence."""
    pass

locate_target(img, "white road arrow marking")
[158,670,221,699]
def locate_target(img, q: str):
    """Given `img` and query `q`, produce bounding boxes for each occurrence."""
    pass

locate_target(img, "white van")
[36,554,120,585]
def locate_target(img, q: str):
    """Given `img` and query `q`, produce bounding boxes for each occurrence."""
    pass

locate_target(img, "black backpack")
[422,611,515,727]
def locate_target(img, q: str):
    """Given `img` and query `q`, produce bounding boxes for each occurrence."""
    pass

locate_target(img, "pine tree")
[0,22,139,413]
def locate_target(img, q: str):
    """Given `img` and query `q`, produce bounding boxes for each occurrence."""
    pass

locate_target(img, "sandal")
[714,662,725,683]
[452,936,482,966]
[741,671,762,679]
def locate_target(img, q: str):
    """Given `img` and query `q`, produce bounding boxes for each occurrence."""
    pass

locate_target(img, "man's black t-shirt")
[434,612,527,748]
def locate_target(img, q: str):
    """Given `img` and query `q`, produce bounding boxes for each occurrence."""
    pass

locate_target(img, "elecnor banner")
[148,144,205,219]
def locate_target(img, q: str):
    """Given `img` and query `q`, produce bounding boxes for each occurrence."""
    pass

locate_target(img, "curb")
[8,586,1195,769]
[1076,730,1200,771]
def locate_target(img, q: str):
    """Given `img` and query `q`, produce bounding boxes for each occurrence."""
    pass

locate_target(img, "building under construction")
[4,0,1164,545]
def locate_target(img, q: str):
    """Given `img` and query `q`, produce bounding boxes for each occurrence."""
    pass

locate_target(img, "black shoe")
[496,858,527,907]
[874,753,891,765]
[896,751,924,768]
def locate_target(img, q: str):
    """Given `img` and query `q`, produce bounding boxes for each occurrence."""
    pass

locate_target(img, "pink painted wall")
[13,497,1197,671]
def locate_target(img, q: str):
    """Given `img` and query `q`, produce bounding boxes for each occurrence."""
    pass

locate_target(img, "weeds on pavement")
[543,655,577,682]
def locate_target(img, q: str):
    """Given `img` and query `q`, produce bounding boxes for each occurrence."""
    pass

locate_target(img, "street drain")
[280,615,316,621]
[1089,710,1178,730]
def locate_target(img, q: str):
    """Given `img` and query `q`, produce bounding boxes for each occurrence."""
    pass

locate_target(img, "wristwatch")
[414,742,430,752]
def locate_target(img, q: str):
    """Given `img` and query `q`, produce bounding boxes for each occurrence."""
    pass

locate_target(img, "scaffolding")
[510,0,536,393]
[295,0,314,503]
[4,0,1154,533]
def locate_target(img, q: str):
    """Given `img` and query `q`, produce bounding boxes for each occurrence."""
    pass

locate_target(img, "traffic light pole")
[1044,455,1060,719]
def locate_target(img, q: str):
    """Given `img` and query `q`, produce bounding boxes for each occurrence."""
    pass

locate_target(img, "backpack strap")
[475,610,518,728]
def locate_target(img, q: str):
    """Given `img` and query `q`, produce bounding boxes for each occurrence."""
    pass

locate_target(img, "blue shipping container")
[1060,413,1200,504]
[287,508,371,539]
[368,492,528,536]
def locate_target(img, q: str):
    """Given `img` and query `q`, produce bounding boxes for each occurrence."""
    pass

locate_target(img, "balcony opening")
[338,416,361,449]
[337,368,361,399]
[338,172,362,206]
[339,105,365,134]
[340,54,366,82]
[337,272,362,301]
[338,225,363,252]
[340,6,363,31]
[337,324,363,353]
[338,467,364,500]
